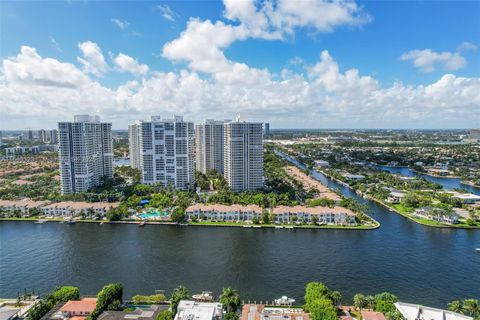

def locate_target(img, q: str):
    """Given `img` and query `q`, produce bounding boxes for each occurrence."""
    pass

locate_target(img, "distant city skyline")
[0,0,479,129]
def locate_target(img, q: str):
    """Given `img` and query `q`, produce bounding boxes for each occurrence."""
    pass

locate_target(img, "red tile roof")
[360,311,387,320]
[60,298,97,314]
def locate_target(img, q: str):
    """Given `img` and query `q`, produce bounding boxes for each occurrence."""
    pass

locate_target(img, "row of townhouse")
[0,199,119,217]
[186,204,263,222]
[41,202,120,217]
[272,205,356,224]
[185,204,357,225]
[0,199,50,215]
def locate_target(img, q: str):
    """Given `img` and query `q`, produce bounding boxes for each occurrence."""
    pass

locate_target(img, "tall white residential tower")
[195,119,225,174]
[128,122,141,170]
[223,117,264,192]
[129,116,195,190]
[58,115,113,194]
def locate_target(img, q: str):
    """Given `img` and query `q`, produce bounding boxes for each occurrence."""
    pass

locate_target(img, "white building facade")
[58,115,113,194]
[128,122,141,170]
[130,116,195,190]
[224,118,264,192]
[185,204,356,225]
[174,300,223,320]
[195,119,225,174]
[41,201,119,217]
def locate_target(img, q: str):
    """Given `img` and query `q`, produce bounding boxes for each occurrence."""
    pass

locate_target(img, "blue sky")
[0,0,479,129]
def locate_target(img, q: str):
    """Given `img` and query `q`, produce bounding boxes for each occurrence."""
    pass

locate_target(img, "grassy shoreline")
[0,217,380,230]
[316,170,480,229]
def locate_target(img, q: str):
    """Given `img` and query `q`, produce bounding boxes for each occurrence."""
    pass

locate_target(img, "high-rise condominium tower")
[48,129,58,144]
[128,122,141,170]
[37,129,58,144]
[224,117,264,192]
[58,115,113,194]
[129,116,195,190]
[38,129,48,143]
[195,119,225,174]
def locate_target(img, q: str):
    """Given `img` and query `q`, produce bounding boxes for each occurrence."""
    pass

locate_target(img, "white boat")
[138,221,145,227]
[476,248,480,253]
[34,219,47,224]
[275,226,284,229]
[274,296,296,306]
[192,291,214,302]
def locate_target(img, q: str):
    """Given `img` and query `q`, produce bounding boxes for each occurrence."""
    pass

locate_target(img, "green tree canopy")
[89,283,123,320]
[219,287,241,313]
[354,293,367,310]
[309,298,337,320]
[156,310,174,320]
[53,286,80,302]
[304,282,330,310]
[170,286,189,315]
[374,292,398,314]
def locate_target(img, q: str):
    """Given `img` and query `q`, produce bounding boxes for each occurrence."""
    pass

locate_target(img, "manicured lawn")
[390,204,480,229]
[188,221,379,230]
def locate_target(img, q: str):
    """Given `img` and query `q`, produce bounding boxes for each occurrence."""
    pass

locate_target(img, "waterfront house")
[449,192,480,204]
[185,204,356,225]
[185,204,262,222]
[98,305,168,320]
[241,304,309,320]
[0,199,50,216]
[386,191,406,204]
[174,300,223,320]
[271,205,356,225]
[394,302,472,320]
[41,202,119,218]
[427,168,450,176]
[58,298,97,318]
[413,208,459,224]
[314,160,329,167]
[342,173,365,181]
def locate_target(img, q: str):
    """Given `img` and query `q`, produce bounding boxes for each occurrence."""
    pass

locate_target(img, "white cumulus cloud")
[114,53,149,75]
[1,45,479,130]
[77,41,108,76]
[400,48,467,73]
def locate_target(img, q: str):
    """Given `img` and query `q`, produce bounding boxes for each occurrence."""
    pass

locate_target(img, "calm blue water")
[0,152,479,308]
[376,165,480,195]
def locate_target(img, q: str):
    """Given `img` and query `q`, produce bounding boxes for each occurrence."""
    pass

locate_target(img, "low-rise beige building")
[185,204,356,225]
[186,204,262,222]
[272,205,356,225]
[41,201,119,217]
[0,199,50,215]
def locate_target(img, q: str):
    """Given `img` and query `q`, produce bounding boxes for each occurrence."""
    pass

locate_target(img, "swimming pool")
[138,209,169,219]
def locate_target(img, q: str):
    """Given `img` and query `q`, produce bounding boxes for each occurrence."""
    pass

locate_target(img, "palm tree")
[354,294,367,310]
[447,300,463,314]
[330,291,342,306]
[170,286,189,314]
[365,295,375,310]
[463,299,479,318]
[219,287,241,313]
